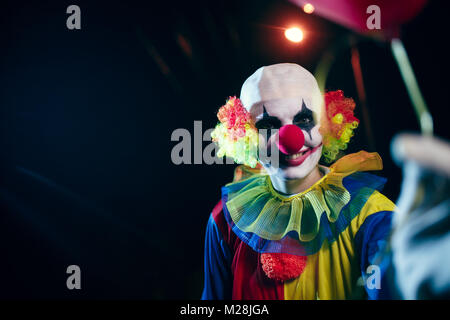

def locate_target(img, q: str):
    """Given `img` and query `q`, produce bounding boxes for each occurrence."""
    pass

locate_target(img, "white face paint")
[240,63,324,180]
[253,97,323,179]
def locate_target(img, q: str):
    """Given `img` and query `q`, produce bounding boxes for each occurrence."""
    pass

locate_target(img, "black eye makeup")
[255,105,282,132]
[293,100,316,139]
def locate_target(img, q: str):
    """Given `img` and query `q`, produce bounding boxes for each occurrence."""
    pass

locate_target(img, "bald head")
[240,63,323,121]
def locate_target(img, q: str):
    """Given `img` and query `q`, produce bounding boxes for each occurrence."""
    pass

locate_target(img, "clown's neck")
[270,166,324,196]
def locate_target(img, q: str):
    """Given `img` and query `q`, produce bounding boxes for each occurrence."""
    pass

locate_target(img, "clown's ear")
[320,90,359,163]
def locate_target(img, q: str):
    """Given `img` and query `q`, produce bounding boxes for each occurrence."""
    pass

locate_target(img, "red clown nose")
[276,124,305,155]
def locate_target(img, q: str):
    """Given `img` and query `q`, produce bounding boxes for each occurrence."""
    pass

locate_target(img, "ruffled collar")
[224,151,383,244]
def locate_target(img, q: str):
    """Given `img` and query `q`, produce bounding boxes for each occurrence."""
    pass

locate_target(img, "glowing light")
[303,3,315,14]
[285,27,304,43]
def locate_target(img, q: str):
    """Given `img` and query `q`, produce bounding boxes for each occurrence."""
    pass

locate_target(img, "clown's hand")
[390,134,450,299]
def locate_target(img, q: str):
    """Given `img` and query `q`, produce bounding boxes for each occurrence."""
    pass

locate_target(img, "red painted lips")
[282,143,322,167]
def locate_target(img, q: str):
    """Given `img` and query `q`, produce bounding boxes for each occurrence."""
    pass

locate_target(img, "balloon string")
[391,38,433,136]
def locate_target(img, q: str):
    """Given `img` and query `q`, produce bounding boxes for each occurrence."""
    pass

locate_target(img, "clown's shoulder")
[348,186,396,233]
[328,150,396,235]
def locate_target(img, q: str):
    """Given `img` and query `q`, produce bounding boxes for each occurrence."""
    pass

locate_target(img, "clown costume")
[202,63,395,300]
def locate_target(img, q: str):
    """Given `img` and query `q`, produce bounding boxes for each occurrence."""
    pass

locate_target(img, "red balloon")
[290,0,428,35]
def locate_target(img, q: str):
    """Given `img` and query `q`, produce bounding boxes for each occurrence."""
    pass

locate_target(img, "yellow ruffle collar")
[225,151,383,242]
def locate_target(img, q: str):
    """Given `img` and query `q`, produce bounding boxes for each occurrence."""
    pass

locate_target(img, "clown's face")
[240,63,324,181]
[253,97,323,180]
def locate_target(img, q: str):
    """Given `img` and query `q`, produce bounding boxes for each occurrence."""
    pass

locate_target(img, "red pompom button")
[260,252,307,281]
[276,124,305,155]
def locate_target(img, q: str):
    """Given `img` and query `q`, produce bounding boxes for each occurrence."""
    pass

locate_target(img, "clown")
[202,63,395,300]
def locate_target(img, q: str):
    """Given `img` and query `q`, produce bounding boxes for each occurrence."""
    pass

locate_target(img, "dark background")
[0,0,448,299]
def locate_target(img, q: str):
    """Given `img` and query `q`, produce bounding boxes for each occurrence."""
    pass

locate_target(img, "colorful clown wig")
[320,90,359,163]
[211,96,259,168]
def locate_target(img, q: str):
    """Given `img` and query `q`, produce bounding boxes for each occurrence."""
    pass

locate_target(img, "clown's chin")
[278,145,323,180]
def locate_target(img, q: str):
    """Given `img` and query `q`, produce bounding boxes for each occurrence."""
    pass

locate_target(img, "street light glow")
[303,3,315,14]
[285,27,304,43]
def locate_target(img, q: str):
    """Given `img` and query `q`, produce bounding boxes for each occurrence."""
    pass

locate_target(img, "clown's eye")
[255,118,281,139]
[255,118,281,130]
[293,106,315,129]
[294,116,312,125]
[256,105,281,137]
